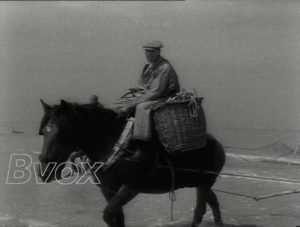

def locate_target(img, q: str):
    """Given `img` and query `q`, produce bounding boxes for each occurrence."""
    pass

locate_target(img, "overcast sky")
[0,0,300,131]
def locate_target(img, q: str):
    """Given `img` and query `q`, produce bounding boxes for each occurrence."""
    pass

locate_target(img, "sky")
[0,0,300,131]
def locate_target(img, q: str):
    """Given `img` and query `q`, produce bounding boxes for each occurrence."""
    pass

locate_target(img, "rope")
[213,188,300,201]
[154,164,300,201]
[213,189,257,200]
[155,165,300,185]
[205,170,300,185]
[68,130,300,203]
[254,189,300,201]
[67,155,300,202]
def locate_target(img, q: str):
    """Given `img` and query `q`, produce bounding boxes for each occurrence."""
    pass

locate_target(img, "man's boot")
[124,146,150,163]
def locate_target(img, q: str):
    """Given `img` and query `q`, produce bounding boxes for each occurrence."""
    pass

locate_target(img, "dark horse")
[37,98,225,227]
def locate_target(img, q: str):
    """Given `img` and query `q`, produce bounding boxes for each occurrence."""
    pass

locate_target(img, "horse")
[37,98,226,227]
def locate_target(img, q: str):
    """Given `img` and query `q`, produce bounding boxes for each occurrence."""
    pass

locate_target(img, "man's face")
[144,49,160,63]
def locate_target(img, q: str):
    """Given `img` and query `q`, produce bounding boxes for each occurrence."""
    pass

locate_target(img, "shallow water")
[0,128,299,227]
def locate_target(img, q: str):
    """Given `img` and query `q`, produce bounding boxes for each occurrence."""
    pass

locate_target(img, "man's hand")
[118,103,135,117]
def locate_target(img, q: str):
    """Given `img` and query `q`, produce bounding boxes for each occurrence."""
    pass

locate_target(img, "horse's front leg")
[102,184,139,227]
[191,186,209,227]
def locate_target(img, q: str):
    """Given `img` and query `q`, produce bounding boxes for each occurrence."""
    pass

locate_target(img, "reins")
[154,165,300,201]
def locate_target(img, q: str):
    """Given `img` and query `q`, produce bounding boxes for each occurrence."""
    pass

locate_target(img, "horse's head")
[37,98,120,183]
[38,99,79,182]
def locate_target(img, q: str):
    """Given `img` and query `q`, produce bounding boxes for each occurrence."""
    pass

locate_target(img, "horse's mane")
[41,98,123,145]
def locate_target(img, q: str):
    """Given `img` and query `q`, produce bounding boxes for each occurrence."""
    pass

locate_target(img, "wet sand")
[0,129,299,227]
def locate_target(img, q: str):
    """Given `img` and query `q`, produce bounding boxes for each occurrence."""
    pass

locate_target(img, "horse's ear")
[60,99,69,108]
[40,99,51,113]
[60,99,75,112]
[60,99,67,105]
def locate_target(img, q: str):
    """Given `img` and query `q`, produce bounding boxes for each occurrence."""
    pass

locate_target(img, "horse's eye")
[44,126,52,133]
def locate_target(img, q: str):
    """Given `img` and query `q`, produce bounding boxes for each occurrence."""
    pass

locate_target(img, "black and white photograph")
[0,1,299,227]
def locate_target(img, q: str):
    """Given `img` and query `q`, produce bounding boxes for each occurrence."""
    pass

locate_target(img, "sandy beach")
[0,127,299,227]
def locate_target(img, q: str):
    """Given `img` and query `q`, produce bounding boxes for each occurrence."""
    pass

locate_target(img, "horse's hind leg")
[207,189,224,227]
[100,186,126,227]
[102,184,138,227]
[191,186,209,227]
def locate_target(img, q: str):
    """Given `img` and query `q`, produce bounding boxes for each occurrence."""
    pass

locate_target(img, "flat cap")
[142,40,163,50]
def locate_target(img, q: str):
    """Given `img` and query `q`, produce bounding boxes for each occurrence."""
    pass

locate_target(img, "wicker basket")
[153,98,207,154]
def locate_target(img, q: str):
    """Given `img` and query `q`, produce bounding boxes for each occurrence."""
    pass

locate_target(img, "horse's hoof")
[215,223,224,227]
[190,223,200,227]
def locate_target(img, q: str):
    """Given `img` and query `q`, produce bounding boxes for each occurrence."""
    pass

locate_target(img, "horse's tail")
[206,133,226,174]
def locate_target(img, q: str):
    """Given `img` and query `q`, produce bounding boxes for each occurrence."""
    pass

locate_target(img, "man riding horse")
[114,40,180,162]
[38,40,225,227]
